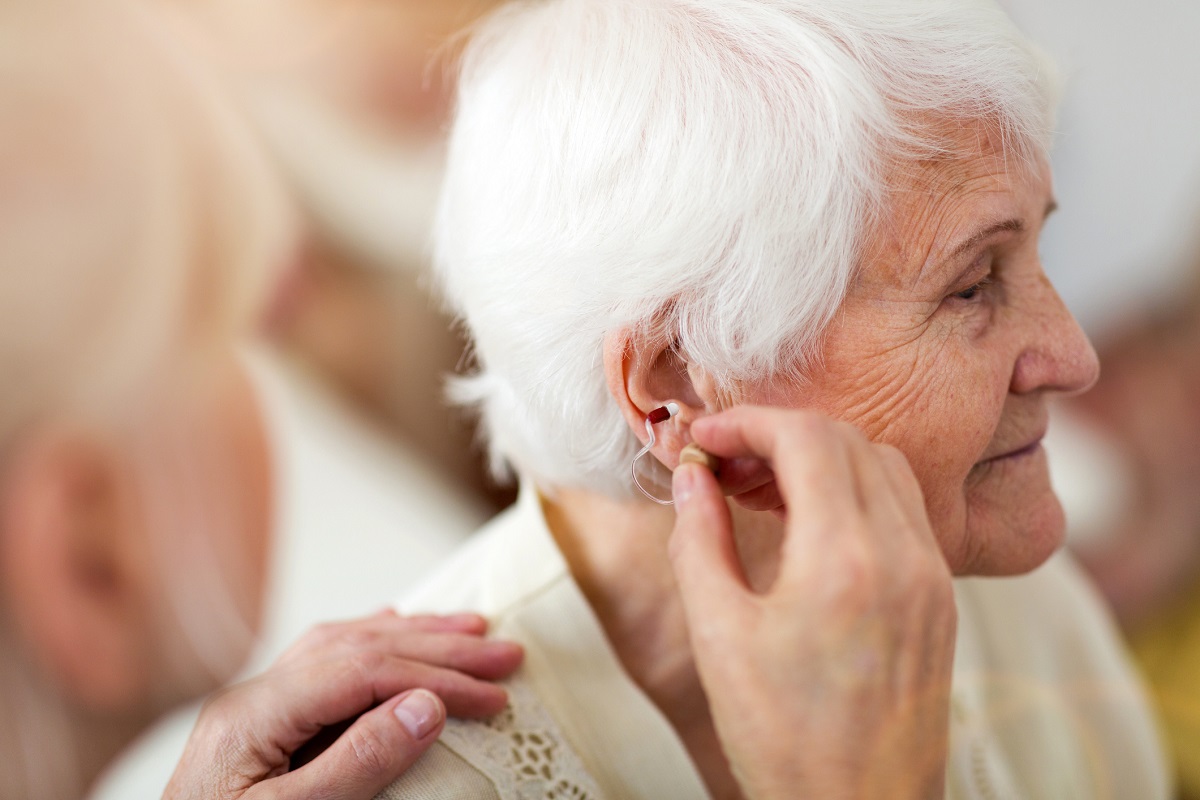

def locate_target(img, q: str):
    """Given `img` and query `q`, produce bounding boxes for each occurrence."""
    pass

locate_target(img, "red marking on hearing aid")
[647,407,672,425]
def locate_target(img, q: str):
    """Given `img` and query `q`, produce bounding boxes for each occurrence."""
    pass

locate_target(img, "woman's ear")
[603,327,724,469]
[0,426,155,716]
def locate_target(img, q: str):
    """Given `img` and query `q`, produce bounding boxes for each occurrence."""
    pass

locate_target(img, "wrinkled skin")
[739,126,1100,576]
[650,131,1101,798]
[576,122,1101,800]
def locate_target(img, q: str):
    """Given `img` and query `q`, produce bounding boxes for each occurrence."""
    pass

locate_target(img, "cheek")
[784,332,1010,547]
[889,350,1007,537]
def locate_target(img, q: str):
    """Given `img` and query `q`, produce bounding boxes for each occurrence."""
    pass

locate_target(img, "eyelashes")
[951,275,995,302]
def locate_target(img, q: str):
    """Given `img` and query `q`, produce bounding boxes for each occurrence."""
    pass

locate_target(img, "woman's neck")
[542,487,783,800]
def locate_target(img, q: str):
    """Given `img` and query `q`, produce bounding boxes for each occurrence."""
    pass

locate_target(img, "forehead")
[865,121,1051,286]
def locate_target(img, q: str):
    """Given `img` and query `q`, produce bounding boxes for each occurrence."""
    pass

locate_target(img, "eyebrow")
[943,200,1057,266]
[945,218,1025,265]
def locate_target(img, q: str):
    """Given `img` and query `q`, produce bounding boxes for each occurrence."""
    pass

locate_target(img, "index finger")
[274,612,491,666]
[237,655,511,756]
[691,406,859,521]
[669,462,752,612]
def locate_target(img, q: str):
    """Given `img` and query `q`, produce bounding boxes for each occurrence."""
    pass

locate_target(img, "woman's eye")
[952,276,993,302]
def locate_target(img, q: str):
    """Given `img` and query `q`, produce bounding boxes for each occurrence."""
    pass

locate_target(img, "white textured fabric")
[376,743,502,800]
[947,557,1172,799]
[379,485,1170,800]
[434,681,604,800]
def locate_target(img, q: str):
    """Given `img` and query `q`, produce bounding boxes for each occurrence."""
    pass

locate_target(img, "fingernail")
[394,690,442,739]
[487,639,524,657]
[673,464,696,503]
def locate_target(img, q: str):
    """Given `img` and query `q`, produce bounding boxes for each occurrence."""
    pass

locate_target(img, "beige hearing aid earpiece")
[679,442,719,472]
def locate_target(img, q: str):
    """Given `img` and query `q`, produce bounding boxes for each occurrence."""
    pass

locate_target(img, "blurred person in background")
[92,4,514,795]
[188,0,510,506]
[0,2,521,798]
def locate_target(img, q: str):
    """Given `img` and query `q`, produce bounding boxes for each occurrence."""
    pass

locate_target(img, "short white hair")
[435,0,1058,496]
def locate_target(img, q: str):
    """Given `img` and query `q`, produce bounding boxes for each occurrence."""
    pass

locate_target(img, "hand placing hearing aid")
[632,403,719,505]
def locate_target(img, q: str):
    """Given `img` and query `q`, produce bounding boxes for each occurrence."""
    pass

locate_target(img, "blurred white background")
[1000,0,1200,334]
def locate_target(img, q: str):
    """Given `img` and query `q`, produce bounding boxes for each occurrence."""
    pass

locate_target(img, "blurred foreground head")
[0,0,291,795]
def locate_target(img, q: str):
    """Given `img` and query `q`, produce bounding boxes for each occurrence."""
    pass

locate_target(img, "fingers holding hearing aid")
[668,406,956,800]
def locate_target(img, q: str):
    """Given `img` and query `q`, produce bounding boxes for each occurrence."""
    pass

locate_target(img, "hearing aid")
[631,403,718,505]
[679,442,719,472]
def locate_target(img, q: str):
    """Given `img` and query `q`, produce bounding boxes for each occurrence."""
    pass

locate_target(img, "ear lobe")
[603,328,720,470]
[0,428,152,714]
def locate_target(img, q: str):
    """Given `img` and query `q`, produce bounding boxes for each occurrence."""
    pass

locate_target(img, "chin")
[973,499,1065,577]
[958,470,1068,577]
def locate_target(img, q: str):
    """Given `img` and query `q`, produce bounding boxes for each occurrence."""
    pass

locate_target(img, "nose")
[1010,272,1100,397]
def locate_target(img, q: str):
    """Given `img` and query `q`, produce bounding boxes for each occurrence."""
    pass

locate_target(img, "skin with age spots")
[742,125,1099,576]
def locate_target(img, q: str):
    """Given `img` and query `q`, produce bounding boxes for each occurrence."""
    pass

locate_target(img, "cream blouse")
[377,486,1171,800]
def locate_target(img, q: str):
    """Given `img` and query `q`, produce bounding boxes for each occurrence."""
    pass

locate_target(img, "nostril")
[1010,325,1100,397]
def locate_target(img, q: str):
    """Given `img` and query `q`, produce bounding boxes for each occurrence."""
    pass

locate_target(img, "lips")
[978,427,1047,465]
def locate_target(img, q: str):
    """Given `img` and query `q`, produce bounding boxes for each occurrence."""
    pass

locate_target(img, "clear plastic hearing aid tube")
[632,402,680,505]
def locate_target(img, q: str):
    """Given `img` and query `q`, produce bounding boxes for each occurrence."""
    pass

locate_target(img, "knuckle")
[831,420,869,445]
[776,413,833,454]
[340,628,377,650]
[881,447,923,492]
[789,410,831,438]
[344,723,394,778]
[198,682,259,733]
[310,621,338,637]
[199,684,236,718]
[898,554,955,603]
[346,649,386,679]
[445,637,481,666]
[926,565,957,608]
[305,621,341,647]
[874,442,909,469]
[822,542,882,612]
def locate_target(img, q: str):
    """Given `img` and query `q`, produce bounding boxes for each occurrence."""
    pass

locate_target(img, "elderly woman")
[378,0,1170,798]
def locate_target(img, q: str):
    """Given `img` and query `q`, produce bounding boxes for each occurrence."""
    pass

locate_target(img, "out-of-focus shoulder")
[395,489,571,619]
[394,498,530,614]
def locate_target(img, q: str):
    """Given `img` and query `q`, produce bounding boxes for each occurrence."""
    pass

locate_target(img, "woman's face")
[750,126,1098,577]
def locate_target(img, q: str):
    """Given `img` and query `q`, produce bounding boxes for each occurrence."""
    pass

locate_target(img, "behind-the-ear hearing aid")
[631,403,718,505]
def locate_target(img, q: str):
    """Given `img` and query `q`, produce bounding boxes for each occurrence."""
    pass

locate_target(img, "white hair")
[434,0,1058,496]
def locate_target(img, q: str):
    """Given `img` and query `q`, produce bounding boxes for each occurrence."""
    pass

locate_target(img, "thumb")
[246,689,446,800]
[669,463,751,620]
